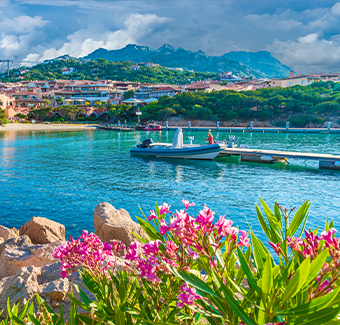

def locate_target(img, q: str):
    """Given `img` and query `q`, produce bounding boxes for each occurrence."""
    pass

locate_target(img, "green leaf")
[260,198,282,242]
[237,247,260,293]
[289,304,340,325]
[137,217,164,242]
[256,204,273,241]
[305,249,329,285]
[274,201,283,230]
[115,307,125,325]
[288,201,310,237]
[280,288,340,316]
[261,257,272,305]
[211,271,256,325]
[250,231,269,272]
[281,257,311,305]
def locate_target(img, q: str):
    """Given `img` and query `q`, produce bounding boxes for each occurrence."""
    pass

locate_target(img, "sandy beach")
[0,123,97,132]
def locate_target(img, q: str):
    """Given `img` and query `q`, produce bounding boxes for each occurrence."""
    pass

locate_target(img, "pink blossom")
[269,242,283,255]
[320,228,337,247]
[176,283,201,309]
[187,246,199,260]
[165,241,178,256]
[317,276,330,291]
[159,219,171,235]
[143,240,162,256]
[125,241,141,261]
[53,231,120,278]
[148,210,158,221]
[215,215,233,235]
[159,203,171,215]
[181,199,195,210]
[196,204,214,226]
[238,230,250,247]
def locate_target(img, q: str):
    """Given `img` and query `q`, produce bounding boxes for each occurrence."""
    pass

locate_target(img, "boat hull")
[130,144,221,160]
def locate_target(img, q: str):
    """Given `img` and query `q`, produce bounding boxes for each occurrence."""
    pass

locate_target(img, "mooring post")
[328,122,331,130]
[250,121,253,130]
[286,121,289,130]
[188,121,191,129]
[166,121,168,129]
[217,121,220,129]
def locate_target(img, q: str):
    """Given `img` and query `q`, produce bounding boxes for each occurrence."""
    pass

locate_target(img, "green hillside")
[1,59,218,84]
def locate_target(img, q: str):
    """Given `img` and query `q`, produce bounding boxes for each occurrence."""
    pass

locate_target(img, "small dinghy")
[130,128,222,160]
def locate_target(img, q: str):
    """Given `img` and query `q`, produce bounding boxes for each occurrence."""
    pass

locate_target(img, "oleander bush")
[1,199,340,324]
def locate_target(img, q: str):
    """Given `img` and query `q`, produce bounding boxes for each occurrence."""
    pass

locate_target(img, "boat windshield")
[172,128,183,149]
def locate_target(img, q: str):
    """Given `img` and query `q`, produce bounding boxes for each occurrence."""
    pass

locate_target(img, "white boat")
[130,128,222,160]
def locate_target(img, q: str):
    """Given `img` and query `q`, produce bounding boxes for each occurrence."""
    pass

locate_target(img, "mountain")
[84,44,291,78]
[223,51,291,78]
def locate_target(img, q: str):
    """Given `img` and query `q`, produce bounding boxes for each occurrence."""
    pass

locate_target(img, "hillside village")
[1,58,340,126]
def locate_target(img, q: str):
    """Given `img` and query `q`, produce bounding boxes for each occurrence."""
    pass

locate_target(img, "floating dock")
[219,147,340,170]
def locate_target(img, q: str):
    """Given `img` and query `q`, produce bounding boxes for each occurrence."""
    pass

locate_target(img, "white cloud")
[2,15,48,33]
[267,33,340,73]
[25,13,171,61]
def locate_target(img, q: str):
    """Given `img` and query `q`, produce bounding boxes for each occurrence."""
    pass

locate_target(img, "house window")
[302,80,305,84]
[289,82,292,85]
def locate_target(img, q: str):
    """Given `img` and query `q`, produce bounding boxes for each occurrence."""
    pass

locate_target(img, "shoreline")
[0,123,97,132]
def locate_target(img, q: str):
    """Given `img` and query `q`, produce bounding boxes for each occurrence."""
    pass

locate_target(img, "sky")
[1,0,340,74]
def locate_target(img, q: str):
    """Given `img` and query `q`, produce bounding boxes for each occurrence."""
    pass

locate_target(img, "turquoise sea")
[0,128,339,241]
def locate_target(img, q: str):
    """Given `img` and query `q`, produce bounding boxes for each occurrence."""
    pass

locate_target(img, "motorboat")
[130,128,222,160]
[146,123,162,131]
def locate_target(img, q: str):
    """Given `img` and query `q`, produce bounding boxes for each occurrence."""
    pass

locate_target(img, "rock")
[0,225,18,241]
[0,241,61,279]
[0,262,96,320]
[0,238,4,245]
[19,217,65,244]
[0,235,32,257]
[94,202,147,249]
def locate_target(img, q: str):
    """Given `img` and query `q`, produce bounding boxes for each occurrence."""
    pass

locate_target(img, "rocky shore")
[0,202,146,318]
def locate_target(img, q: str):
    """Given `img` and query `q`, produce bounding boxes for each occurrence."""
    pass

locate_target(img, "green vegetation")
[0,108,7,125]
[141,81,340,126]
[1,59,218,84]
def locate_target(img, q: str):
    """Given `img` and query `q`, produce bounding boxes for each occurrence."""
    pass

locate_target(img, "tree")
[0,108,7,125]
[122,90,135,100]
[158,107,176,120]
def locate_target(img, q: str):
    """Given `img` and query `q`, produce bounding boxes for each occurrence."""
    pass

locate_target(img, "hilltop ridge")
[84,44,291,78]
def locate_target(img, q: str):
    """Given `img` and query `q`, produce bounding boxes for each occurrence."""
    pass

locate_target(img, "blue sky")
[1,0,340,73]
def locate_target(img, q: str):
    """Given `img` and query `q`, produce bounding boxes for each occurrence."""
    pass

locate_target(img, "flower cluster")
[126,199,250,291]
[125,239,179,283]
[53,230,125,278]
[176,282,202,309]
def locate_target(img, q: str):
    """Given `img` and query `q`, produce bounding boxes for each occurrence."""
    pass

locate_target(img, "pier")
[97,125,134,132]
[219,147,340,170]
[164,126,340,134]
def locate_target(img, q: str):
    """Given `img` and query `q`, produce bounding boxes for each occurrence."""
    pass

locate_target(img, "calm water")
[0,128,339,241]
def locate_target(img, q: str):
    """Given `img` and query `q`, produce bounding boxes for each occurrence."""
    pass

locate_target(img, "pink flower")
[317,276,330,291]
[148,210,158,221]
[125,241,141,261]
[215,215,233,235]
[142,240,162,256]
[187,246,199,260]
[320,228,337,247]
[176,283,201,309]
[165,241,178,255]
[238,230,250,247]
[181,199,195,210]
[159,203,171,215]
[196,204,214,226]
[159,219,171,235]
[269,241,283,255]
